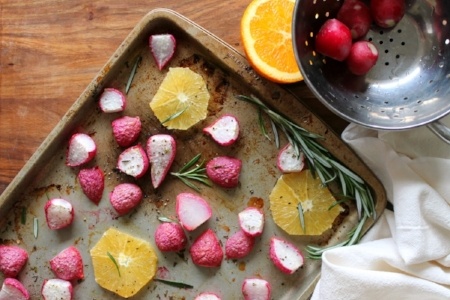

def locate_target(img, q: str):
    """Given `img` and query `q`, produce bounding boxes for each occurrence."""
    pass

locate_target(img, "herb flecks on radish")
[277,143,305,173]
[44,198,74,230]
[269,237,304,274]
[238,207,265,237]
[149,34,176,71]
[41,279,73,300]
[242,278,271,300]
[116,144,149,179]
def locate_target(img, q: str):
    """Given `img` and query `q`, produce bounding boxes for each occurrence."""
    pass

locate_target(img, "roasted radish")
[44,198,74,230]
[116,144,149,179]
[176,192,212,231]
[149,34,176,70]
[66,133,96,167]
[146,134,176,189]
[203,114,240,146]
[238,207,265,237]
[99,88,126,113]
[269,237,304,274]
[109,183,143,216]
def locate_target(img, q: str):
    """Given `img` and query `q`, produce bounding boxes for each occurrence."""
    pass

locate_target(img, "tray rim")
[0,8,387,300]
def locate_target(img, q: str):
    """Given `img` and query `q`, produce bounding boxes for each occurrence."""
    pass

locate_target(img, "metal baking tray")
[0,9,386,299]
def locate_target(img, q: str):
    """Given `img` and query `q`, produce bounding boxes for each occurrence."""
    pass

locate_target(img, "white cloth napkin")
[311,116,450,300]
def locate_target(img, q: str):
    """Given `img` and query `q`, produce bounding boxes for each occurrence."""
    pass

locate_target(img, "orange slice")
[269,170,344,235]
[150,67,210,130]
[90,227,158,298]
[241,0,303,83]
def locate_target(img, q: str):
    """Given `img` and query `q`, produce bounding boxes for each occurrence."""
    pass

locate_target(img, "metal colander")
[293,0,450,143]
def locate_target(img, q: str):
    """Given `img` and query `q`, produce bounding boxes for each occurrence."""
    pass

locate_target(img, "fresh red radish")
[346,41,379,75]
[77,166,104,205]
[206,156,242,188]
[315,18,352,61]
[154,222,187,252]
[149,34,176,70]
[277,143,305,173]
[116,144,149,179]
[111,116,141,147]
[242,278,271,300]
[203,114,240,146]
[225,230,255,259]
[176,192,212,231]
[0,278,29,300]
[109,183,143,216]
[337,0,372,39]
[98,88,126,113]
[195,292,222,300]
[65,133,96,167]
[0,245,28,278]
[49,246,84,281]
[190,229,223,267]
[146,134,176,189]
[371,0,405,28]
[238,207,265,237]
[269,237,304,274]
[41,279,73,300]
[44,198,74,230]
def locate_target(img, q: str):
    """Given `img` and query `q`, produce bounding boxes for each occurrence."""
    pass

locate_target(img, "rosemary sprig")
[107,251,121,277]
[154,278,194,289]
[171,154,212,192]
[298,203,305,233]
[236,95,376,260]
[125,56,142,94]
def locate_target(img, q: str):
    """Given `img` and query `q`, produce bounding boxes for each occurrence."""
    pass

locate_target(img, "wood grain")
[0,0,348,194]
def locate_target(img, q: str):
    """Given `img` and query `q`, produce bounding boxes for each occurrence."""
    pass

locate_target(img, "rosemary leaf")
[162,106,189,124]
[298,203,305,233]
[171,155,211,192]
[33,218,38,239]
[154,278,194,289]
[126,56,141,94]
[178,153,201,173]
[271,120,280,148]
[107,252,121,277]
[158,216,175,223]
[258,109,271,141]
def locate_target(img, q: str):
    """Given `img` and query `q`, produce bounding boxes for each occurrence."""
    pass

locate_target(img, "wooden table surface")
[0,0,348,195]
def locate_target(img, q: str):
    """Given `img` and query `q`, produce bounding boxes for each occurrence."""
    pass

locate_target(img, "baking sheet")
[0,9,386,299]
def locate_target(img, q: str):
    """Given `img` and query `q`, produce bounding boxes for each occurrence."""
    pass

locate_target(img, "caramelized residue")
[247,197,264,209]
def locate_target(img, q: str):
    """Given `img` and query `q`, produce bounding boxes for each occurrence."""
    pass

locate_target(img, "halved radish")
[99,88,126,113]
[41,279,73,300]
[269,237,304,274]
[238,207,264,237]
[116,144,149,179]
[203,114,240,146]
[66,133,96,167]
[0,278,29,300]
[176,192,212,231]
[277,143,305,173]
[242,278,271,300]
[149,34,176,70]
[146,134,176,189]
[44,198,74,230]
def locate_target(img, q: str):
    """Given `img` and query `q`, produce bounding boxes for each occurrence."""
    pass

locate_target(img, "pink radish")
[146,134,176,189]
[149,34,176,70]
[206,156,242,188]
[116,144,149,179]
[269,237,304,274]
[0,278,29,300]
[49,246,84,281]
[65,133,96,167]
[0,245,28,278]
[111,116,141,147]
[195,292,222,300]
[238,207,265,237]
[371,0,405,28]
[346,41,379,75]
[225,230,255,259]
[98,88,126,113]
[242,278,271,300]
[203,114,240,146]
[78,166,104,205]
[44,198,74,230]
[176,192,212,231]
[315,18,352,61]
[276,143,305,173]
[154,222,187,252]
[41,279,73,300]
[109,183,143,216]
[337,0,372,39]
[190,229,223,267]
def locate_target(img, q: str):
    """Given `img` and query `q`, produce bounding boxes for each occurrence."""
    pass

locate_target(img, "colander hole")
[401,42,406,46]
[399,107,404,110]
[309,60,314,65]
[313,0,317,4]
[389,38,394,42]
[385,62,390,66]
[310,31,314,38]
[379,30,384,35]
[429,80,433,84]
[381,110,386,113]
[360,105,365,109]
[384,49,389,53]
[436,89,440,93]
[417,100,422,104]
[443,19,448,26]
[446,39,450,45]
[368,37,373,41]
[384,101,389,104]
[322,59,327,64]
[354,95,359,98]
[396,55,400,59]
[305,40,309,47]
[403,97,408,100]
[325,11,330,17]
[379,41,384,45]
[397,29,402,33]
[315,13,319,19]
[414,110,418,113]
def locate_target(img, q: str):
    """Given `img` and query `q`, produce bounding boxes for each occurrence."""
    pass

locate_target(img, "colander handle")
[427,121,450,145]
